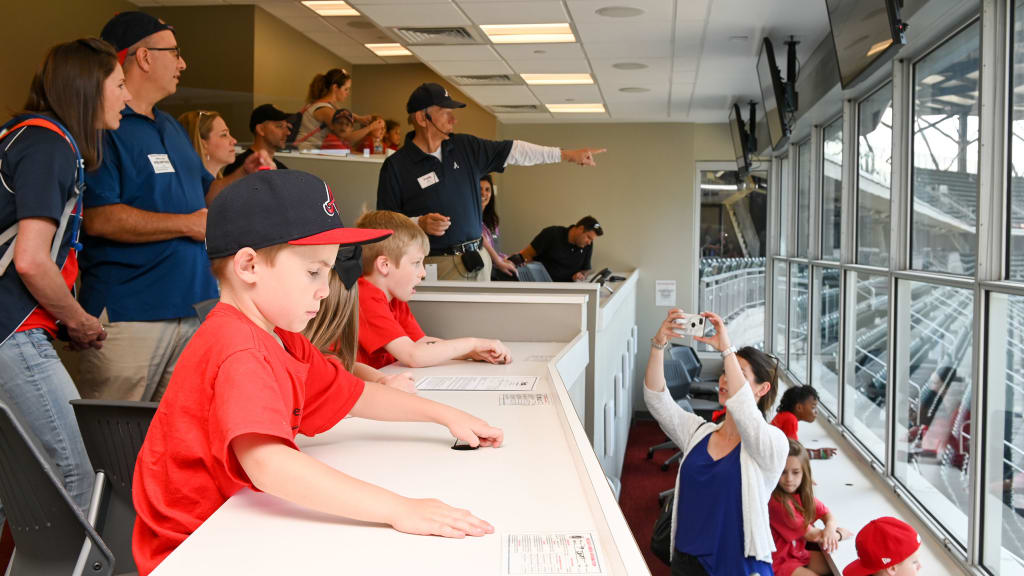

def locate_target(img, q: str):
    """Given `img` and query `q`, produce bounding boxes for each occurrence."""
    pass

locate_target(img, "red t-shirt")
[131,303,364,575]
[356,277,425,369]
[17,249,77,337]
[771,410,800,440]
[769,494,829,576]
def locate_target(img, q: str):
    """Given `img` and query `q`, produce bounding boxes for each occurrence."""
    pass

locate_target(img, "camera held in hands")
[672,313,707,337]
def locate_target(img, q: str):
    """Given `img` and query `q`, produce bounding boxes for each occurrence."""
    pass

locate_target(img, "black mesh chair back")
[193,298,219,323]
[670,345,702,381]
[517,261,553,282]
[71,399,158,575]
[0,402,114,576]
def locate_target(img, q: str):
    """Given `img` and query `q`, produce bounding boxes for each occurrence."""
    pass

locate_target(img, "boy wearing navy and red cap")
[131,170,503,575]
[843,517,922,575]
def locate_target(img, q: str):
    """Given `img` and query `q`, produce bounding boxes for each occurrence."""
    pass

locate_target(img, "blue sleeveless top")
[675,434,773,576]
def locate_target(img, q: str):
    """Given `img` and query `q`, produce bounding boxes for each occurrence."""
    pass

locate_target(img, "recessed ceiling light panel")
[521,73,593,85]
[365,43,412,57]
[480,23,575,44]
[546,103,606,113]
[302,1,359,17]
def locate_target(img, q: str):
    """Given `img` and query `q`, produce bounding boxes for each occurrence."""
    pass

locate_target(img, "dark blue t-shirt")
[376,132,512,252]
[80,106,217,322]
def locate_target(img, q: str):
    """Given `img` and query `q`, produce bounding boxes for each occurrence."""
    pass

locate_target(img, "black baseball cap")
[576,216,603,236]
[206,170,392,260]
[249,104,290,133]
[100,11,175,64]
[406,82,466,113]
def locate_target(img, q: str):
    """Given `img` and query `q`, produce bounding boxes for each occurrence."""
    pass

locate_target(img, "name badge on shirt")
[148,154,175,174]
[417,171,439,189]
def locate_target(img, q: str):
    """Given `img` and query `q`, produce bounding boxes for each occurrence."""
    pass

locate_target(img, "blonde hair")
[772,439,816,528]
[178,109,223,176]
[303,271,358,371]
[355,210,429,275]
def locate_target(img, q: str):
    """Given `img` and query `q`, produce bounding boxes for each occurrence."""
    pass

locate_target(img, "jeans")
[0,329,94,526]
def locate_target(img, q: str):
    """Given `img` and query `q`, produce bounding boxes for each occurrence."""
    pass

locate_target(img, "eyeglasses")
[129,45,182,60]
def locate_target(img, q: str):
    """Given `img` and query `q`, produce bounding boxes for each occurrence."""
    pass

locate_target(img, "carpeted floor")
[619,416,677,576]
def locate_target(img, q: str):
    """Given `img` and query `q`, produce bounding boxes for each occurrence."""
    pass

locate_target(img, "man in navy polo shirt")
[377,83,605,281]
[70,12,268,402]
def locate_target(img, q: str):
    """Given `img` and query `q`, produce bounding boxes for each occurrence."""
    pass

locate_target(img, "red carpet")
[619,417,677,576]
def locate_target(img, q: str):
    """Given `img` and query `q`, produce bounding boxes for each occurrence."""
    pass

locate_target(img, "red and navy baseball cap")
[206,170,391,260]
[100,11,175,65]
[406,82,466,113]
[843,517,921,576]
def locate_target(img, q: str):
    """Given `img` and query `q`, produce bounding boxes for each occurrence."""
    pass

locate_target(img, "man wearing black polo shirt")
[517,216,604,282]
[223,104,290,176]
[377,83,605,281]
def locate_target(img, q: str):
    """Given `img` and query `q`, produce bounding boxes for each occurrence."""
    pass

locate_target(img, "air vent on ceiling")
[393,27,480,45]
[489,104,545,113]
[450,74,519,86]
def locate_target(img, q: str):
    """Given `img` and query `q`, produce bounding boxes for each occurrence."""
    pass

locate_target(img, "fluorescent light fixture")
[700,184,739,191]
[546,103,605,113]
[302,1,360,17]
[480,23,575,44]
[366,43,412,57]
[521,73,593,85]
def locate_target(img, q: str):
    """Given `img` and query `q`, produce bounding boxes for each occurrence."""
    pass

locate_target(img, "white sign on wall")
[655,280,676,307]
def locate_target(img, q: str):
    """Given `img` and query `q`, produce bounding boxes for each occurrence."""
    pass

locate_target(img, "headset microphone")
[424,110,451,136]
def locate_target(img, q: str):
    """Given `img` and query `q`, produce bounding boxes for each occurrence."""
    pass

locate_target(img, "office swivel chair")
[647,355,722,471]
[669,344,720,398]
[516,261,553,282]
[0,402,115,576]
[71,399,159,576]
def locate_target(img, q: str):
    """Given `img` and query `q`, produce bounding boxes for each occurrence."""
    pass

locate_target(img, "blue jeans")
[0,329,94,526]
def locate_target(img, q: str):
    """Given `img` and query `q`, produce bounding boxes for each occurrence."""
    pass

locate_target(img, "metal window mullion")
[839,99,858,424]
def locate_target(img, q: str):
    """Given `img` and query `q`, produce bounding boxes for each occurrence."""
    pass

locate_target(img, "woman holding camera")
[645,309,788,575]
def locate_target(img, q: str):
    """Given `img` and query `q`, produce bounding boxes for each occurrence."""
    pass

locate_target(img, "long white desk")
[151,341,649,575]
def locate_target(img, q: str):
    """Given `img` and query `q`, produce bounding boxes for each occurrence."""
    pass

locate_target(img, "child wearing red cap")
[843,517,922,575]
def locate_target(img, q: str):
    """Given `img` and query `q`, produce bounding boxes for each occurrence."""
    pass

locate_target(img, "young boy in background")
[132,171,503,575]
[355,210,512,369]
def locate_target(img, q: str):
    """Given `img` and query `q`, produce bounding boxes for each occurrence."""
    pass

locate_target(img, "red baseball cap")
[843,517,921,576]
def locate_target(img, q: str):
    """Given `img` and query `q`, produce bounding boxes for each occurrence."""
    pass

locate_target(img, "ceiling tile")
[408,45,502,61]
[529,84,602,104]
[584,41,671,59]
[457,1,567,24]
[509,59,591,75]
[325,16,396,43]
[565,0,673,24]
[358,3,469,27]
[574,21,673,46]
[431,60,513,75]
[494,43,585,62]
[602,81,669,102]
[349,0,451,4]
[496,112,553,123]
[459,85,539,105]
[677,0,710,21]
[590,58,671,83]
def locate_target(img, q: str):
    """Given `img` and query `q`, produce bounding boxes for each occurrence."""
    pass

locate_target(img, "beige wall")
[351,64,497,140]
[253,7,352,118]
[495,121,734,386]
[1,0,137,116]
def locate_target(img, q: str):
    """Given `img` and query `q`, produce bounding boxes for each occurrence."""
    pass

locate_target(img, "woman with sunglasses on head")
[296,68,385,150]
[645,309,789,575]
[177,110,238,178]
[0,38,131,523]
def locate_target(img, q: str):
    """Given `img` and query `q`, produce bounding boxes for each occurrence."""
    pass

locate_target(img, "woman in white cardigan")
[645,309,789,575]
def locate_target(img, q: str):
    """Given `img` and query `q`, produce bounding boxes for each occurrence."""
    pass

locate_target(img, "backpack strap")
[0,115,84,276]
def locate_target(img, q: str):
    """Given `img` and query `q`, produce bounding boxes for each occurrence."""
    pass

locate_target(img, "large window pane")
[984,294,1024,574]
[797,142,811,258]
[822,119,842,261]
[845,272,888,460]
[811,266,840,412]
[779,156,791,256]
[1009,3,1024,281]
[788,263,809,382]
[911,22,980,276]
[773,260,788,359]
[894,280,973,546]
[858,84,893,267]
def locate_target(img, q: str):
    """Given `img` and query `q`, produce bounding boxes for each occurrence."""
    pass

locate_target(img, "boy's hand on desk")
[468,339,512,364]
[447,412,503,448]
[392,498,494,538]
[380,371,417,394]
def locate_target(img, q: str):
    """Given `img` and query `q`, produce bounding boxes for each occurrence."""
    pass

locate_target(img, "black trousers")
[671,551,710,576]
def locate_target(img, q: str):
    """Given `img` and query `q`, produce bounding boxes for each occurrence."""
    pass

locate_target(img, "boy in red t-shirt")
[131,171,504,575]
[354,210,511,369]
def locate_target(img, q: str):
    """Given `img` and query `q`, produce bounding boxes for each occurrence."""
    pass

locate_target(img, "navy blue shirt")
[80,106,218,322]
[676,435,772,576]
[377,131,512,252]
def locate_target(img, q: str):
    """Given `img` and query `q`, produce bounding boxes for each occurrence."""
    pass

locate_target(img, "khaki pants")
[425,248,492,281]
[62,310,200,402]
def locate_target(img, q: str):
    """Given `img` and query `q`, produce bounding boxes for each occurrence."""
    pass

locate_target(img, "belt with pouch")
[429,238,481,257]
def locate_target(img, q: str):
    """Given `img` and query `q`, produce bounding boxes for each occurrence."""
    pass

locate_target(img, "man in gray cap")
[377,82,605,281]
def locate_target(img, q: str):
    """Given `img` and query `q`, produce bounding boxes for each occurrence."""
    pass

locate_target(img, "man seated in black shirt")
[224,104,290,176]
[515,216,603,282]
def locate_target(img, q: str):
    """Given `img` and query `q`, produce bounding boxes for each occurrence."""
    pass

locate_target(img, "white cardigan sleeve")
[644,385,707,453]
[724,385,789,487]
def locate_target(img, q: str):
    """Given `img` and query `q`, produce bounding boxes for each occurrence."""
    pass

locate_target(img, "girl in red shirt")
[769,439,853,576]
[771,385,838,459]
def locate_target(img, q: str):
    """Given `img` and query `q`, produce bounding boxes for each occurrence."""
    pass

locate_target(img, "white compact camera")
[672,314,706,337]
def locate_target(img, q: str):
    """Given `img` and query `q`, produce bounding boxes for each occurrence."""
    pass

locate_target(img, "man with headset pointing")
[377,82,604,282]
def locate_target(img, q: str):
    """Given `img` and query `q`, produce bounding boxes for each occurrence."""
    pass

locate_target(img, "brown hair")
[22,38,119,171]
[307,68,350,103]
[355,210,430,275]
[177,109,222,174]
[303,271,359,371]
[772,439,816,528]
[736,346,780,417]
[210,244,287,281]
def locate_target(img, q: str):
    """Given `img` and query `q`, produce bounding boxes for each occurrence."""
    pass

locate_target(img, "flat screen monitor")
[729,103,749,173]
[757,38,787,149]
[827,0,904,88]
